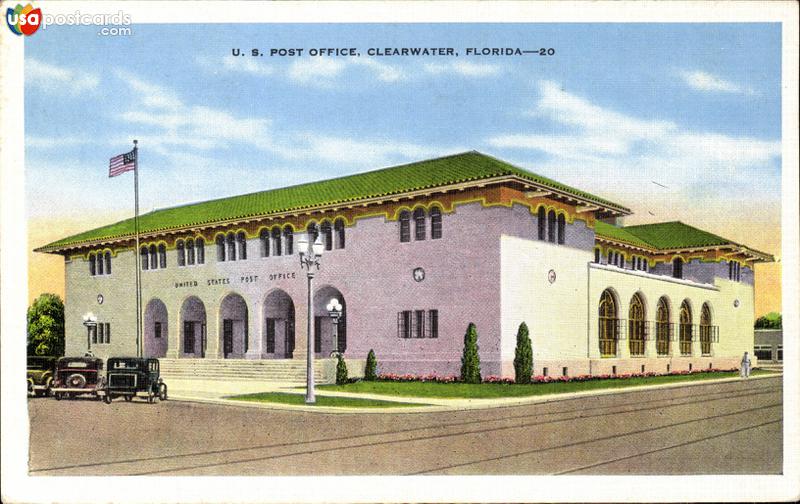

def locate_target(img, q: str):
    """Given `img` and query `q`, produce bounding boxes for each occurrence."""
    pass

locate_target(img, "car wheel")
[159,383,168,401]
[66,373,86,389]
[147,390,154,404]
[124,395,132,402]
[103,393,112,404]
[27,380,34,396]
[68,393,76,400]
[54,392,62,401]
[44,379,53,397]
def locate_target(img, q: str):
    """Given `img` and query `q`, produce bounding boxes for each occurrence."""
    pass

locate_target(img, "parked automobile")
[27,356,57,397]
[51,356,106,400]
[103,357,167,404]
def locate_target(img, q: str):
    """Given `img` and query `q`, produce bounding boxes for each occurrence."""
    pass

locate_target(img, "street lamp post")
[298,233,324,404]
[82,312,97,355]
[326,298,343,357]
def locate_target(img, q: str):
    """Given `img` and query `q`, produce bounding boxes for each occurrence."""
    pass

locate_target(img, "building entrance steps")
[159,358,334,384]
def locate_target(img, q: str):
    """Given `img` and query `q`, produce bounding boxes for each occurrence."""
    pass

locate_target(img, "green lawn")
[318,370,775,399]
[226,391,423,408]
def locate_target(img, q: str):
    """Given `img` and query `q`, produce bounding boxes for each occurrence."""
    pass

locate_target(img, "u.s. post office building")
[36,151,772,379]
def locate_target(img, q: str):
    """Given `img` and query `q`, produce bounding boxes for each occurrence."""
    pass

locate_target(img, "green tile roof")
[38,151,629,252]
[622,221,731,249]
[593,221,653,249]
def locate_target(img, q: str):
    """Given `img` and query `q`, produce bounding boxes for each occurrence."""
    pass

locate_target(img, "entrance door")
[266,319,276,354]
[285,316,295,358]
[183,321,195,354]
[223,319,233,357]
[200,322,207,358]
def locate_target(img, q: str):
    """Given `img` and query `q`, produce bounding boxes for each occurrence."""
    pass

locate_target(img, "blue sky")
[25,23,781,233]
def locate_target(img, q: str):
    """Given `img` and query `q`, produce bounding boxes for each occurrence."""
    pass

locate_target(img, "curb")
[167,372,782,415]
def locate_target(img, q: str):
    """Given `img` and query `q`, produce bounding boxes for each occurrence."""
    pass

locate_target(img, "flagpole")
[133,139,142,357]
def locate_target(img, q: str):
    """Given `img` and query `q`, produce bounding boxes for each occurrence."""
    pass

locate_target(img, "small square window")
[562,367,568,377]
[542,367,548,377]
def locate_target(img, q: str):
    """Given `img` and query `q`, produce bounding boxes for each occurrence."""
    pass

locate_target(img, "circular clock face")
[97,294,104,305]
[547,269,556,284]
[413,267,425,282]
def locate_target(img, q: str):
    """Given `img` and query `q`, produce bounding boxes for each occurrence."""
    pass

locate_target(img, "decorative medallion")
[733,299,740,308]
[97,294,104,305]
[413,267,425,282]
[547,269,557,284]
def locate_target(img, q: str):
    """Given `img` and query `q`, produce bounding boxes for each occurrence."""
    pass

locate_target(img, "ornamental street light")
[82,312,97,354]
[326,298,343,357]
[298,233,324,404]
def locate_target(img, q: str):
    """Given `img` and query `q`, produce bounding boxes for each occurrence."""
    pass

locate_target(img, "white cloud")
[26,58,99,95]
[351,58,406,82]
[423,61,502,77]
[679,70,753,95]
[196,55,274,77]
[287,58,347,85]
[115,69,183,110]
[26,135,92,149]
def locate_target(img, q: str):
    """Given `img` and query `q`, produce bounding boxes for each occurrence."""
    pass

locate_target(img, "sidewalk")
[166,372,781,414]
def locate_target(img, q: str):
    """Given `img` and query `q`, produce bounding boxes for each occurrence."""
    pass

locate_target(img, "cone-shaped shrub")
[460,323,481,384]
[336,354,349,385]
[365,349,378,381]
[513,322,533,384]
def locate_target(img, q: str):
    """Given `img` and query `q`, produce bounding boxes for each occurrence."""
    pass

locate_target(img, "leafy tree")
[460,323,481,384]
[365,349,378,381]
[336,353,349,385]
[513,322,533,384]
[754,312,782,329]
[27,293,65,356]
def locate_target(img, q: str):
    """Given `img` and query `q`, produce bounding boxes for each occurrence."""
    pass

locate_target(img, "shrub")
[336,354,348,385]
[365,349,378,381]
[27,293,65,357]
[513,322,533,384]
[460,323,481,384]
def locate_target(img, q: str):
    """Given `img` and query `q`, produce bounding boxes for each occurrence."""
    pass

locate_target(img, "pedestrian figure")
[740,351,751,378]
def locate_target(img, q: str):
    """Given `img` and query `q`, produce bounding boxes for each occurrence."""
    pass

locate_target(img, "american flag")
[109,148,136,177]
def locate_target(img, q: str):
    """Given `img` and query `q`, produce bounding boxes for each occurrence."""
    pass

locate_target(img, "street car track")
[30,380,780,475]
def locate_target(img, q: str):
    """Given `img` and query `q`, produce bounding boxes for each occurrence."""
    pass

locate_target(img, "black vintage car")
[103,357,167,404]
[27,356,57,397]
[51,356,106,400]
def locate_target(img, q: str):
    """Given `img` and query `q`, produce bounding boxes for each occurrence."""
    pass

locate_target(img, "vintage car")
[51,356,106,400]
[103,357,167,404]
[27,356,57,397]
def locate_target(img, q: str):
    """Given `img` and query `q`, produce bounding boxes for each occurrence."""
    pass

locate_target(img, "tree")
[754,312,782,329]
[365,349,378,381]
[27,293,65,356]
[336,353,349,385]
[460,323,481,384]
[513,322,533,384]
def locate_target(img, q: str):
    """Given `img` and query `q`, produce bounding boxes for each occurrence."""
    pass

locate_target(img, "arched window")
[237,231,247,260]
[334,218,346,248]
[283,226,293,255]
[399,211,411,242]
[272,227,282,256]
[260,229,270,257]
[537,207,546,240]
[196,238,205,264]
[557,213,566,244]
[628,294,646,356]
[656,297,671,356]
[672,257,684,279]
[216,235,226,262]
[140,246,149,270]
[413,208,426,241]
[158,244,166,269]
[700,303,713,355]
[186,238,195,265]
[547,210,556,243]
[104,251,112,274]
[149,244,157,270]
[430,207,442,239]
[594,248,601,263]
[598,289,618,357]
[226,232,236,260]
[177,240,186,267]
[321,221,333,251]
[96,251,104,275]
[89,253,96,276]
[307,222,319,244]
[679,300,692,356]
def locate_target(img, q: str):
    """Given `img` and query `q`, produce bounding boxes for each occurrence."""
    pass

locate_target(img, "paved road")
[28,377,782,476]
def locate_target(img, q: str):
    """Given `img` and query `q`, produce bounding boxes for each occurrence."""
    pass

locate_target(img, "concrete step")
[159,358,333,383]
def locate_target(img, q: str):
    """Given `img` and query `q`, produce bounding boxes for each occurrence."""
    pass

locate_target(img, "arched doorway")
[679,300,693,356]
[598,289,618,357]
[144,298,168,358]
[263,289,295,359]
[656,296,671,356]
[700,303,713,356]
[628,293,646,357]
[220,293,248,359]
[180,296,207,358]
[313,285,346,357]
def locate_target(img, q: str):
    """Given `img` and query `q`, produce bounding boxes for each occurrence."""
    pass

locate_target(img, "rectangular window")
[754,345,772,361]
[105,323,111,343]
[562,367,568,377]
[778,345,783,362]
[427,310,438,338]
[98,323,104,344]
[594,249,601,263]
[413,310,425,338]
[266,319,275,353]
[398,311,412,338]
[154,322,162,339]
[197,242,205,264]
[184,321,195,354]
[542,367,548,377]
[91,326,98,344]
[400,220,410,243]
